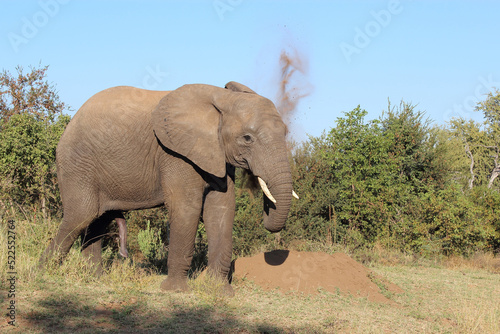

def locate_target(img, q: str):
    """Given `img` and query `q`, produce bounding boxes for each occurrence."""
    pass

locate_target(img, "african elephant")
[39,81,296,294]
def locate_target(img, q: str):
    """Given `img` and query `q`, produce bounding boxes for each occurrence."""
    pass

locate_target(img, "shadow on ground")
[7,289,289,334]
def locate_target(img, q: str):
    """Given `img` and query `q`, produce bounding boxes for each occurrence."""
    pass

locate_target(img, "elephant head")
[152,81,294,232]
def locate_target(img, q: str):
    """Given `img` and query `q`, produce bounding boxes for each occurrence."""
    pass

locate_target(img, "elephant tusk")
[258,177,277,204]
[293,190,299,199]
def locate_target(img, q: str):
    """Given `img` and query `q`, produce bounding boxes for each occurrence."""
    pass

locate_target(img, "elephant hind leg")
[39,186,100,269]
[39,210,98,269]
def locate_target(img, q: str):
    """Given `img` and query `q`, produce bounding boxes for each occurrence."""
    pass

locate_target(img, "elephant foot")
[37,254,49,272]
[87,263,104,277]
[160,277,190,292]
[222,283,235,297]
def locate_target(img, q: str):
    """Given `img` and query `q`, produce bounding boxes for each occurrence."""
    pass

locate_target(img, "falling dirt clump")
[233,250,403,303]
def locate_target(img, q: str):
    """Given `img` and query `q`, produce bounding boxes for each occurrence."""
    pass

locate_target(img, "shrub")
[137,220,166,262]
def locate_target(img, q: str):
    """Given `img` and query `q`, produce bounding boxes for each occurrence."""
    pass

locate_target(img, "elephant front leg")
[160,198,203,292]
[203,173,236,296]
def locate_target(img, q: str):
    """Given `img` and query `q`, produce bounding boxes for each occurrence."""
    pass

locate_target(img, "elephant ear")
[225,81,257,94]
[152,84,226,178]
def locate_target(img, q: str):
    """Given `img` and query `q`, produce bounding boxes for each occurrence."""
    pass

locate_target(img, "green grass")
[1,216,499,333]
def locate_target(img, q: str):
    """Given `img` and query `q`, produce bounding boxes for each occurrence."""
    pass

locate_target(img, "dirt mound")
[233,250,403,303]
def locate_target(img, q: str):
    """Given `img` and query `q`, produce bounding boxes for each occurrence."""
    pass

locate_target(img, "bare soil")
[233,250,404,303]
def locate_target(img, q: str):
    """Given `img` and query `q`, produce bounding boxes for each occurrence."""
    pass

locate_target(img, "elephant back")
[57,86,170,175]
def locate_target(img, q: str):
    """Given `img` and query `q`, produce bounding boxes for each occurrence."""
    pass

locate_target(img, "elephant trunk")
[260,164,293,233]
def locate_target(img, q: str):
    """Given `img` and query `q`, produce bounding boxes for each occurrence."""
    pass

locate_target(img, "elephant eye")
[243,134,254,144]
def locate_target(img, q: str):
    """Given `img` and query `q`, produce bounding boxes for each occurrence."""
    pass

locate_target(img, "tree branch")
[487,146,500,188]
[464,141,475,189]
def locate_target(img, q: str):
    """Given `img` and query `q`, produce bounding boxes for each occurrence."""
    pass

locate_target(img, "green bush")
[124,208,169,256]
[233,184,274,256]
[0,66,70,217]
[137,220,166,262]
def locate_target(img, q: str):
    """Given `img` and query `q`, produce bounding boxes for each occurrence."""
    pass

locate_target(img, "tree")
[0,65,66,124]
[448,119,489,189]
[476,88,500,124]
[476,89,500,188]
[381,101,437,186]
[287,102,481,253]
[0,65,70,216]
[449,89,500,190]
[288,135,338,243]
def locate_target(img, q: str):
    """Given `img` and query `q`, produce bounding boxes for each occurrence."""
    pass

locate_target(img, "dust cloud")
[275,47,313,138]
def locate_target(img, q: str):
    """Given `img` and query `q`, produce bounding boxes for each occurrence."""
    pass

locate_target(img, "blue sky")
[1,0,500,141]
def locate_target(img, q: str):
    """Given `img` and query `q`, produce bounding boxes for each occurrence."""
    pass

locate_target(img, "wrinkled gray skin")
[39,82,293,295]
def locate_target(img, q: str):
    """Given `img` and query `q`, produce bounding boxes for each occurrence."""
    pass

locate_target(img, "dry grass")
[444,252,500,273]
[451,292,500,334]
[4,265,498,333]
[1,216,500,333]
[189,271,231,308]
